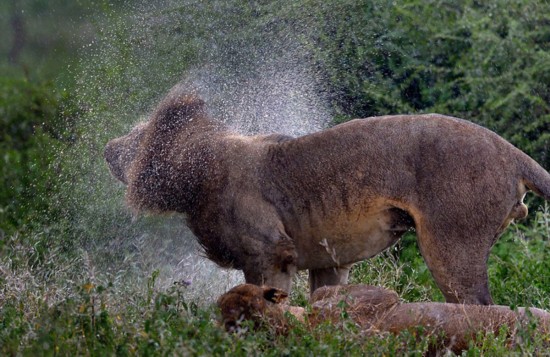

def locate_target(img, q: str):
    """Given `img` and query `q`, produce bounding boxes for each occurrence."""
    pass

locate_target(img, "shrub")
[0,77,72,234]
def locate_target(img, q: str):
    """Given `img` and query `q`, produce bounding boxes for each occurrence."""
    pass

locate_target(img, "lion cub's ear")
[263,287,288,304]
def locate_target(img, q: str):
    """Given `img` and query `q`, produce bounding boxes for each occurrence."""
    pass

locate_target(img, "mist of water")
[59,1,332,303]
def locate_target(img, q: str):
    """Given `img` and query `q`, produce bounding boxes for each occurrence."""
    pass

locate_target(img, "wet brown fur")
[218,284,550,354]
[104,89,550,304]
[217,284,304,333]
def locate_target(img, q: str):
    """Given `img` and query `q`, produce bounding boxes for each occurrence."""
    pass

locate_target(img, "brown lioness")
[217,284,550,353]
[104,88,550,304]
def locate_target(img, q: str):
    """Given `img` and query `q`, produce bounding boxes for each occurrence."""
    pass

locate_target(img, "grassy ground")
[1,208,549,356]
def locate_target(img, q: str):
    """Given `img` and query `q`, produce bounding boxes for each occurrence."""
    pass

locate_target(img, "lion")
[104,88,550,304]
[217,283,550,354]
[217,283,305,333]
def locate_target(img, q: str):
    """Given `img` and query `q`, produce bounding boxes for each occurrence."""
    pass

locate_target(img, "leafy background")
[0,0,549,354]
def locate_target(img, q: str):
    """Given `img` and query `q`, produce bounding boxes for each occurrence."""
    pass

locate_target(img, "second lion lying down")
[218,284,550,354]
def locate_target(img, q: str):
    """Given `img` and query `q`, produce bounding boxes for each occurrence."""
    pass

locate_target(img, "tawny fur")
[217,284,304,334]
[104,88,550,304]
[218,284,550,354]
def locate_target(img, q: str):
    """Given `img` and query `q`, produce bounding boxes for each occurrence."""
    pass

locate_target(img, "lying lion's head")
[217,284,290,332]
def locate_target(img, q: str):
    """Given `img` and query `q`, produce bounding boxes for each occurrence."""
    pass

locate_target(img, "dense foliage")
[1,0,549,355]
[313,0,550,168]
[0,78,65,234]
[247,0,550,167]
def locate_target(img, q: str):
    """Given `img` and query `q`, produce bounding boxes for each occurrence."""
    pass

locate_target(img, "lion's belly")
[293,206,412,269]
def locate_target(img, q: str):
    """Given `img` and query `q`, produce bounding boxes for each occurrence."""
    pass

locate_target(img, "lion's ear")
[263,287,288,304]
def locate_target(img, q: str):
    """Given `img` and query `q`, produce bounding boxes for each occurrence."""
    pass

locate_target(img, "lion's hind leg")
[414,218,495,305]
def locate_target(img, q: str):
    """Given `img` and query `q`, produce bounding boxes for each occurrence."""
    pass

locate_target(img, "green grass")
[1,209,549,356]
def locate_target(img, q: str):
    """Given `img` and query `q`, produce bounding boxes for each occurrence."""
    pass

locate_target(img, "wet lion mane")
[125,94,223,214]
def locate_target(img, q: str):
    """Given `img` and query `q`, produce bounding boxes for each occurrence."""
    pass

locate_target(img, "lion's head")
[104,122,147,185]
[217,284,292,332]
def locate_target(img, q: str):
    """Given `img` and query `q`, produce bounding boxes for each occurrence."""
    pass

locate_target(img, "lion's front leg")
[242,235,298,293]
[309,265,352,294]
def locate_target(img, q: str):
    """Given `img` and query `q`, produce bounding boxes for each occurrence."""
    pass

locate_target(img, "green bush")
[301,0,549,168]
[0,78,68,234]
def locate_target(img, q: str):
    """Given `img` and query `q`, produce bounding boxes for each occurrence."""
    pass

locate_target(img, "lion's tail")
[520,153,550,202]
